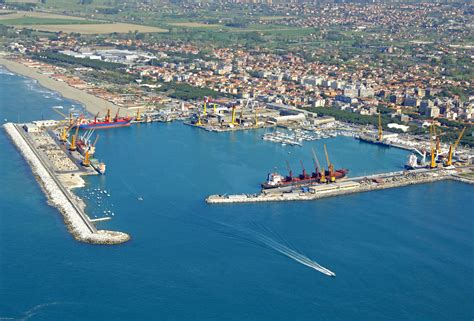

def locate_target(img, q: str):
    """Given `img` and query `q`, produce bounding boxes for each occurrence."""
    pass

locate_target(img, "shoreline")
[0,54,130,117]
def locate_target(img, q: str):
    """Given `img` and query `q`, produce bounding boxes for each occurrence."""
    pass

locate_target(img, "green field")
[0,17,100,25]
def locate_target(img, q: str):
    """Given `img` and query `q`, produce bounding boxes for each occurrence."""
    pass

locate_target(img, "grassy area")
[0,17,99,25]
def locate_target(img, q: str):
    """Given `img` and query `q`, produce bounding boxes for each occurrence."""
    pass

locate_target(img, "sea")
[0,67,473,321]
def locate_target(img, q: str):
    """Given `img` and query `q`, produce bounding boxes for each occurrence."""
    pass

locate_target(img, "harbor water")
[0,68,473,320]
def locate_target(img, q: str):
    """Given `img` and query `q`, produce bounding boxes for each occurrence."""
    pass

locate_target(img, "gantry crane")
[446,126,466,166]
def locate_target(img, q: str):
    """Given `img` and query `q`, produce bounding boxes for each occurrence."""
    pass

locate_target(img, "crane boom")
[446,126,466,166]
[285,160,292,179]
[453,126,466,150]
[378,112,383,142]
[92,134,100,147]
[311,148,321,169]
[323,144,331,167]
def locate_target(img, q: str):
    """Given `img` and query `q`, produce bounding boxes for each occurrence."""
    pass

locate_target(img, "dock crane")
[377,112,383,142]
[446,126,466,166]
[94,111,100,122]
[324,144,336,182]
[433,124,441,156]
[136,109,141,122]
[82,150,91,167]
[254,110,259,128]
[113,109,120,122]
[429,123,437,168]
[196,114,203,126]
[105,109,111,122]
[230,106,238,125]
[69,125,80,151]
[300,160,309,179]
[60,122,75,142]
[312,148,326,183]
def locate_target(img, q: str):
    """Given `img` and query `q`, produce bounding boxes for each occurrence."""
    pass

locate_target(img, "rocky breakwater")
[3,123,130,245]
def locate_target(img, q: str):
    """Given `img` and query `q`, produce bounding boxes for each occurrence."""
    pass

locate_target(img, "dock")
[3,123,130,244]
[206,167,473,204]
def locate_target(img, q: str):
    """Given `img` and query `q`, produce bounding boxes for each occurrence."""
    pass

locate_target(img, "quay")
[206,167,474,204]
[3,122,130,244]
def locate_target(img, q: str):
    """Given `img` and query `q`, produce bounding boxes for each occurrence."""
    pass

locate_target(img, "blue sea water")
[0,68,473,321]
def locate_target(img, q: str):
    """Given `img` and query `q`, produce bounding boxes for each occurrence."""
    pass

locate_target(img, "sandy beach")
[0,53,131,117]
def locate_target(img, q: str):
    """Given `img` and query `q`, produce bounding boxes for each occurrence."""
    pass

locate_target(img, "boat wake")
[250,228,336,277]
[217,221,336,277]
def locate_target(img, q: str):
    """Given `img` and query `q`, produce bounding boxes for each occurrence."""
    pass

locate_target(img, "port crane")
[429,123,437,168]
[69,125,80,151]
[105,109,111,122]
[82,150,91,167]
[312,148,326,183]
[446,126,466,166]
[300,160,309,179]
[230,106,238,125]
[324,144,336,182]
[377,112,383,142]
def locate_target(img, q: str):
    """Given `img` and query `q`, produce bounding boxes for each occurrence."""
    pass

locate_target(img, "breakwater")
[206,169,472,204]
[3,123,130,244]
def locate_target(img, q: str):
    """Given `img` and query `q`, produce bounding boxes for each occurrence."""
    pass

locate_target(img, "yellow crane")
[323,144,336,182]
[82,150,91,167]
[433,124,441,155]
[429,123,437,169]
[60,124,74,142]
[196,114,203,126]
[136,109,141,122]
[312,148,326,183]
[230,106,238,125]
[203,101,207,116]
[69,125,80,151]
[377,112,383,142]
[446,126,466,166]
[213,103,217,114]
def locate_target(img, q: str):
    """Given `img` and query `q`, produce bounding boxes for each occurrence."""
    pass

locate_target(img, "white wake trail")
[252,231,336,277]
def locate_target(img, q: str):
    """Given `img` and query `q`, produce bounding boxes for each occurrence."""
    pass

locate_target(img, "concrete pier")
[3,123,130,244]
[206,168,473,204]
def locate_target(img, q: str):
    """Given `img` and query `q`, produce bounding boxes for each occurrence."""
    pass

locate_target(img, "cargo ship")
[262,147,349,190]
[75,109,131,130]
[76,130,98,157]
[262,168,348,189]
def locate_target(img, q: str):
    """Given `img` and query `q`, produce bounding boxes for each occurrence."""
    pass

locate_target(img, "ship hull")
[78,121,131,130]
